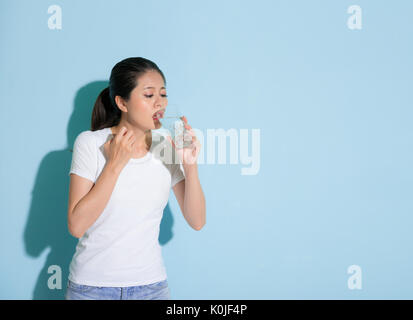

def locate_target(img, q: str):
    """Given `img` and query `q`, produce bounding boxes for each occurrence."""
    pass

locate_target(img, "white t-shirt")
[67,127,185,287]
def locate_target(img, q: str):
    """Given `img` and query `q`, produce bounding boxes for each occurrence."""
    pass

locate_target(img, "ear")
[114,95,128,113]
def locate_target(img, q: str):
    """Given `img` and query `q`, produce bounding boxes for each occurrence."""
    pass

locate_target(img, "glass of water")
[159,104,192,149]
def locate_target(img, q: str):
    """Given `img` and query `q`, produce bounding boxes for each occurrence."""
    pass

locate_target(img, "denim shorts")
[65,279,171,300]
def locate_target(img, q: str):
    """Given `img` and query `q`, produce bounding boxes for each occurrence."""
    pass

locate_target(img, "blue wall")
[1,0,412,299]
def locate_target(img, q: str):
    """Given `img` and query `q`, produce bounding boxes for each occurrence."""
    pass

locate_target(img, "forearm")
[182,163,206,230]
[69,162,121,238]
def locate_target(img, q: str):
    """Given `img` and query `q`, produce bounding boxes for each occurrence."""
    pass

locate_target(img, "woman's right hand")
[103,126,136,172]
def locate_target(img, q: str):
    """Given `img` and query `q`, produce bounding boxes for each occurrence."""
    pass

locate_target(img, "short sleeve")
[69,131,98,183]
[170,162,185,188]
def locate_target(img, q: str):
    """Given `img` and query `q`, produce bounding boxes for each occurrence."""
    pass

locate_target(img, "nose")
[154,101,165,112]
[154,97,162,107]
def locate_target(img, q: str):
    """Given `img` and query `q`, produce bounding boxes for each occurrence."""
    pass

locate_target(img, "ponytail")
[91,86,121,131]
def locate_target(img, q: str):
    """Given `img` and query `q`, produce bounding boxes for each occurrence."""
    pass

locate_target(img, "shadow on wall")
[23,81,175,300]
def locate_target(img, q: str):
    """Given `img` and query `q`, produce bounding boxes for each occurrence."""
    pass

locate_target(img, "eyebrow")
[144,86,166,89]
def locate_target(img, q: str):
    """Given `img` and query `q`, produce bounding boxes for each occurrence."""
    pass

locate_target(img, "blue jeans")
[65,279,171,300]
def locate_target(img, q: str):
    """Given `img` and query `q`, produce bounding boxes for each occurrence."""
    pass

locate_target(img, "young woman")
[65,57,206,300]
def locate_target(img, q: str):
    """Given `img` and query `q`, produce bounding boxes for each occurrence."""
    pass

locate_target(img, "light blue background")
[1,0,412,299]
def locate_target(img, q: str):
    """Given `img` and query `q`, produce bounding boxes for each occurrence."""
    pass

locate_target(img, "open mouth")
[152,110,165,122]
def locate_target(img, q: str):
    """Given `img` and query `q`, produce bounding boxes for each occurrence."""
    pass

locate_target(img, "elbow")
[68,208,85,239]
[192,211,206,231]
[68,219,84,239]
[68,225,83,239]
[193,221,206,231]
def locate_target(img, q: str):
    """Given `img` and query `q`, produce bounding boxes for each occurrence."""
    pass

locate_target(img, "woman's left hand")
[166,116,201,166]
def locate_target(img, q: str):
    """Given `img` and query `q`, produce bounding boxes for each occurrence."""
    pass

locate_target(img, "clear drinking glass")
[159,104,192,149]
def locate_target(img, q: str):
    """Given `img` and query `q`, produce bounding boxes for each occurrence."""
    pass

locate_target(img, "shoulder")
[73,129,102,150]
[75,130,95,144]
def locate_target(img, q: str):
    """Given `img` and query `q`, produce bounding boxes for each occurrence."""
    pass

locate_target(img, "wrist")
[183,162,198,174]
[105,161,122,176]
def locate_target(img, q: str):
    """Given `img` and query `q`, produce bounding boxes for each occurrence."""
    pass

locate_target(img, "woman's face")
[121,70,167,131]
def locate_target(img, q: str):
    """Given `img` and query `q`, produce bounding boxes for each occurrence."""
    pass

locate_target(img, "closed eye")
[144,94,168,98]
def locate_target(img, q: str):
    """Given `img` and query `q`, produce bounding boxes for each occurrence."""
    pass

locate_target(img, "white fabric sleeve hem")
[68,171,96,183]
[171,163,185,188]
[171,175,185,188]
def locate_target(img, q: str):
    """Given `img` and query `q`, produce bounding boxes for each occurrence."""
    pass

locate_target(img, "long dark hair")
[91,57,166,131]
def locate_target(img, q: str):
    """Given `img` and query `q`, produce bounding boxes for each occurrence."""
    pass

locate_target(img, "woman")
[65,57,206,300]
